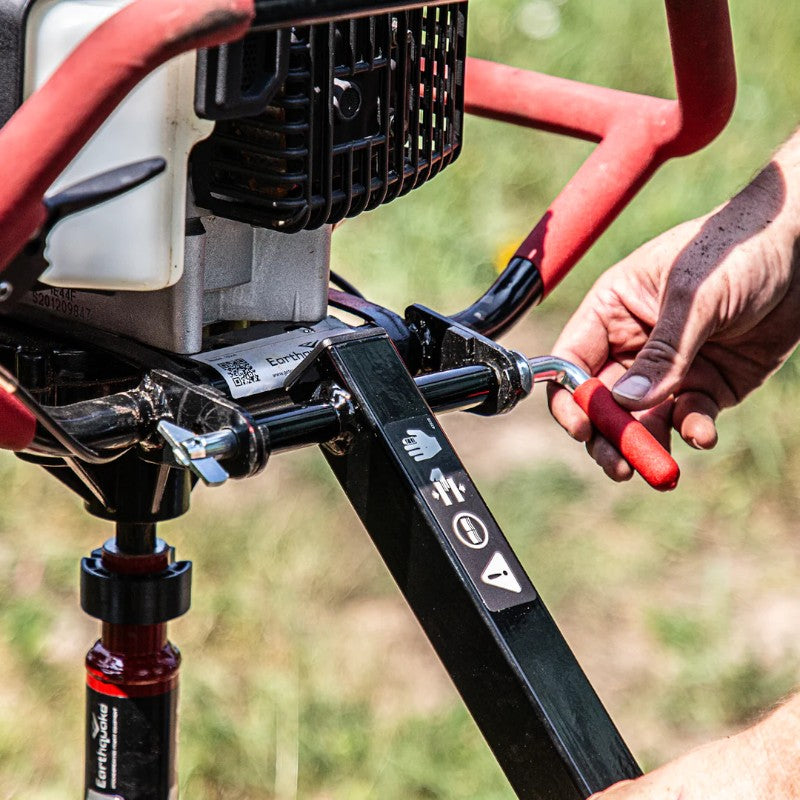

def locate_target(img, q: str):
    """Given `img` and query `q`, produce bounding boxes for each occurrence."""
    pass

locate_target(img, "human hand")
[549,161,800,480]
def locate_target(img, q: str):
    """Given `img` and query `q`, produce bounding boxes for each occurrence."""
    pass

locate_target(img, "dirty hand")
[548,153,800,480]
[590,696,800,799]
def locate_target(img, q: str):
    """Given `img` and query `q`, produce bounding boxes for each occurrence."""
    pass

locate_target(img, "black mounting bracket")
[294,328,641,799]
[406,304,531,416]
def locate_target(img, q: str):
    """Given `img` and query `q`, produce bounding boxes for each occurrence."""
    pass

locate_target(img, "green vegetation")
[2,1,800,797]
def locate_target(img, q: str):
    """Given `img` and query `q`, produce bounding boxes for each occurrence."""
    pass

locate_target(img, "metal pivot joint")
[406,304,533,416]
[152,369,270,485]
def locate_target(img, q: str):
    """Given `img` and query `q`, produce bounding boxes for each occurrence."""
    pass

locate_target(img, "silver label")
[192,319,347,398]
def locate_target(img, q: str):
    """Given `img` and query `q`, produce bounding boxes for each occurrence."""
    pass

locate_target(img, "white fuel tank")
[24,0,212,290]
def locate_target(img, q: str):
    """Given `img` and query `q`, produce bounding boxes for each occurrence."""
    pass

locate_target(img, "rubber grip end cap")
[573,378,680,491]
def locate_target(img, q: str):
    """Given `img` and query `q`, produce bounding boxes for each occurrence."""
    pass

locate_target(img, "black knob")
[333,79,362,121]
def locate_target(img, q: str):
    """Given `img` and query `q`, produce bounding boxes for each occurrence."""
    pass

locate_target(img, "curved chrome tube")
[528,356,589,393]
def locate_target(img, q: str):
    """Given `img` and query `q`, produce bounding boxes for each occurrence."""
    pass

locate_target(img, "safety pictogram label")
[452,512,489,549]
[402,429,442,462]
[430,468,466,506]
[385,415,537,613]
[480,552,522,594]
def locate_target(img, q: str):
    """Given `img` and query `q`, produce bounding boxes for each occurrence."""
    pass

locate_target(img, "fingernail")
[612,374,652,401]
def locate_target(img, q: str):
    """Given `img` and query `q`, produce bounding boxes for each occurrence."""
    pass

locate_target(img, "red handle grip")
[465,0,736,297]
[572,378,680,492]
[0,386,36,451]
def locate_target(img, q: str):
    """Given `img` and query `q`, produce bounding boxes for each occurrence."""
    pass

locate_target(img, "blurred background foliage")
[2,1,800,797]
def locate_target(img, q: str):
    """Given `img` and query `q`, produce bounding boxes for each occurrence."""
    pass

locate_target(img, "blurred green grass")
[3,1,800,797]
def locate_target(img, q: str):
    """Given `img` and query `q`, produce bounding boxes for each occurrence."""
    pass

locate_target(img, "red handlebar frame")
[465,0,736,296]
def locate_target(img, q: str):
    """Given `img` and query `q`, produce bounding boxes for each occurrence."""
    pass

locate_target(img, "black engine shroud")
[192,4,468,231]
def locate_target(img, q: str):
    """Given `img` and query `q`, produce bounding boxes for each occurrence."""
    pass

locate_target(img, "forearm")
[751,692,800,796]
[769,127,800,199]
[747,127,800,248]
[588,692,800,799]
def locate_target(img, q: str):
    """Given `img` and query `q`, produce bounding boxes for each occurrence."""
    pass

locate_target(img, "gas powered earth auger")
[0,1,735,798]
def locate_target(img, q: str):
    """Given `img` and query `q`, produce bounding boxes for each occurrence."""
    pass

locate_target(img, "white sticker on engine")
[191,319,347,398]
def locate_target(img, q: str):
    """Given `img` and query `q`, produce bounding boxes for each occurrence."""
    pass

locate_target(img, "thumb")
[612,297,711,410]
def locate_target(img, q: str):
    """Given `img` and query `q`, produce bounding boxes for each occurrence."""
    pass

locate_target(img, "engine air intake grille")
[191,3,467,232]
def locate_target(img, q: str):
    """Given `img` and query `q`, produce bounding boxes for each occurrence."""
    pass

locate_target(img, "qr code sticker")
[218,358,261,388]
